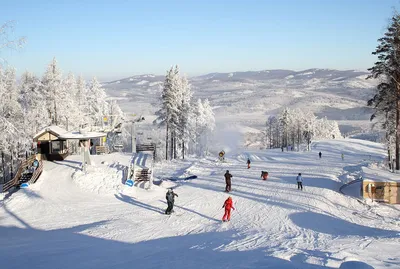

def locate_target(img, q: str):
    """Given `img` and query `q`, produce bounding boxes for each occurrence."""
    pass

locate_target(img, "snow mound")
[72,166,124,195]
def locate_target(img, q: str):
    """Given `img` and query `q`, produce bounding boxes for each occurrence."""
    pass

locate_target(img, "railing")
[28,160,43,184]
[2,155,42,192]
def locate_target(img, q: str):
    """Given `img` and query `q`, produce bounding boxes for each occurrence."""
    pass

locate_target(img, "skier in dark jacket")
[224,170,232,192]
[165,189,178,215]
[247,158,251,169]
[319,152,322,159]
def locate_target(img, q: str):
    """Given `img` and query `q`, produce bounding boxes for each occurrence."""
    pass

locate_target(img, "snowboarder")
[319,152,322,159]
[341,153,344,160]
[261,171,269,180]
[222,196,235,222]
[296,173,303,190]
[224,170,232,192]
[165,189,178,215]
[247,158,251,169]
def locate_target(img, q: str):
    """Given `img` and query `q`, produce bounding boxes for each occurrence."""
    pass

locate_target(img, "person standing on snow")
[341,153,344,160]
[165,189,178,215]
[296,173,303,190]
[222,196,235,222]
[319,152,322,159]
[247,158,251,169]
[224,170,232,192]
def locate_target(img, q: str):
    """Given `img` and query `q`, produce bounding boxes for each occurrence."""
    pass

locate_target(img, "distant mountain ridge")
[102,68,377,136]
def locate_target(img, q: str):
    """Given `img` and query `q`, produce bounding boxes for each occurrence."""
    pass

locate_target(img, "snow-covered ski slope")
[1,139,399,269]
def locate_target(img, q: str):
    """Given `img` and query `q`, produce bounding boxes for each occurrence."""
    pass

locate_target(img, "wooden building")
[362,179,400,204]
[33,126,69,161]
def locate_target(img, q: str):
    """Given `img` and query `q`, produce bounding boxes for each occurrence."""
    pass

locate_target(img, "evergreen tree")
[42,57,63,125]
[367,14,400,169]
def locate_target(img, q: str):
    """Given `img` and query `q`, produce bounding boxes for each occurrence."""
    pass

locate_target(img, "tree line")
[265,108,342,150]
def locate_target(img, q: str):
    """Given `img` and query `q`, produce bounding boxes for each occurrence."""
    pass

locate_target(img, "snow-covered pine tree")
[60,72,78,131]
[108,100,124,129]
[367,14,400,170]
[156,66,180,160]
[76,75,89,128]
[42,57,63,125]
[193,98,206,156]
[198,99,215,157]
[2,67,23,124]
[19,71,48,136]
[176,75,192,159]
[87,77,109,128]
[279,108,290,149]
[265,115,278,148]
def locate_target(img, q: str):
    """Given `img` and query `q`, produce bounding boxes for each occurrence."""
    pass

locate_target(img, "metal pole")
[131,122,136,153]
[10,151,13,179]
[1,152,5,184]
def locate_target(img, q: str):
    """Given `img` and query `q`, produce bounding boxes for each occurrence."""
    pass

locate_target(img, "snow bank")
[72,166,124,195]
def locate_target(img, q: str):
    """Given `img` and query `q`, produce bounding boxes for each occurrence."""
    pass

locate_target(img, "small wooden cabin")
[363,179,400,204]
[33,126,69,161]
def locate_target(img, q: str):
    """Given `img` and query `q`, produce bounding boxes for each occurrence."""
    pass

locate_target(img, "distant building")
[363,179,400,204]
[33,126,69,161]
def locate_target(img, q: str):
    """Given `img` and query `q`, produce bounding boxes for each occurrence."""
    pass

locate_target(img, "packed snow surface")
[1,139,399,269]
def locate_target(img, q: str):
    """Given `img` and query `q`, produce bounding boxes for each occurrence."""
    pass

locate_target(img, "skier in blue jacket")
[296,173,303,190]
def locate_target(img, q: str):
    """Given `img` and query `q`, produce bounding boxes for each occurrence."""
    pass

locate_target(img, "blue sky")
[0,0,398,81]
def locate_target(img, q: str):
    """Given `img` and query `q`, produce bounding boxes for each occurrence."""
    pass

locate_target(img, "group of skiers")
[165,157,305,221]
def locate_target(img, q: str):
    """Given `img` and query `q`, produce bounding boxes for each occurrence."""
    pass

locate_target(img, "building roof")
[33,126,68,140]
[59,131,107,140]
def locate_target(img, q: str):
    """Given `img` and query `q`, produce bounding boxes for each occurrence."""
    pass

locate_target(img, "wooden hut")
[362,179,400,204]
[33,126,69,161]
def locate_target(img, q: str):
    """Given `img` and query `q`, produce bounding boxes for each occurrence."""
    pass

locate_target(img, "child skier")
[261,171,269,180]
[296,173,303,190]
[222,196,235,222]
[247,158,251,169]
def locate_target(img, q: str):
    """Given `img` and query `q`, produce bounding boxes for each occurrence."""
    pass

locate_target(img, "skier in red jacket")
[222,196,235,222]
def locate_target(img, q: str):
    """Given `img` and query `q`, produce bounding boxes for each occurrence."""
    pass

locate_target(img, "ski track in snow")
[0,139,400,269]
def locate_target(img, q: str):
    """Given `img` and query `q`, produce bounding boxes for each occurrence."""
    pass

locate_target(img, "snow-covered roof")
[59,131,107,140]
[33,125,68,140]
[362,166,400,183]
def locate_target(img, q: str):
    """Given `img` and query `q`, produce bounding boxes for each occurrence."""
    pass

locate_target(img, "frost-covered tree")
[19,71,48,136]
[1,67,22,123]
[87,77,109,127]
[367,14,400,170]
[176,75,192,159]
[156,66,181,160]
[264,108,341,151]
[59,72,78,130]
[42,57,63,125]
[192,98,215,157]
